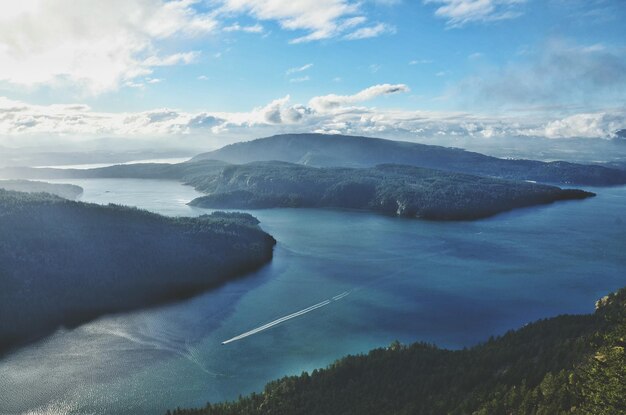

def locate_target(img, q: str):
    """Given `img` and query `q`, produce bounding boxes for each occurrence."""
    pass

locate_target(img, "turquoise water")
[1,179,625,414]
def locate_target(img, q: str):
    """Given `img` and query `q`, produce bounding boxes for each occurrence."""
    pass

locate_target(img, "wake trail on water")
[221,250,445,345]
[222,292,350,345]
[92,324,226,377]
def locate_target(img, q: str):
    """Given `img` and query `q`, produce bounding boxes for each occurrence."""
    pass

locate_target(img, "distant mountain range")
[192,134,626,186]
[3,134,626,187]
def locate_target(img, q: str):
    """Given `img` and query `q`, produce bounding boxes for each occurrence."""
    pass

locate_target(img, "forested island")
[0,189,276,355]
[170,287,626,415]
[187,162,594,220]
[0,179,83,199]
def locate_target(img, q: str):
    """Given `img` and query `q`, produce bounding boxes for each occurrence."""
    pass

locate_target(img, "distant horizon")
[2,130,626,169]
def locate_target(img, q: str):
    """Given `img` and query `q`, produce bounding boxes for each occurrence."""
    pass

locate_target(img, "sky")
[0,0,625,151]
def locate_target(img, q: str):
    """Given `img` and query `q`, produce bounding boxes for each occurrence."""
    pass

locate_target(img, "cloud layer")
[1,85,623,144]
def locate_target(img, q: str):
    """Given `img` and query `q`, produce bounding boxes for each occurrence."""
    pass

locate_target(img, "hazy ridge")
[0,179,83,200]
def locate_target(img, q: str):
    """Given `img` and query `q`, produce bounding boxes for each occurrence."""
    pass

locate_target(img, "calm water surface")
[1,178,625,414]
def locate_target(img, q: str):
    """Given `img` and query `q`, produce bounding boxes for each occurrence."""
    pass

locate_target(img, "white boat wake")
[222,291,350,345]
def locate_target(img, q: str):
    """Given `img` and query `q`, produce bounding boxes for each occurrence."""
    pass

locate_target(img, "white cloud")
[289,76,311,83]
[223,22,265,33]
[369,0,402,5]
[308,84,410,111]
[217,0,391,43]
[124,81,145,89]
[369,64,382,73]
[286,63,314,75]
[0,0,216,94]
[343,23,395,40]
[538,113,626,139]
[424,0,527,27]
[409,59,434,65]
[143,52,200,67]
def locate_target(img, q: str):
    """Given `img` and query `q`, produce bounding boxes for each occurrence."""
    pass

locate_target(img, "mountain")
[187,162,594,221]
[192,134,626,186]
[0,179,83,199]
[0,190,275,355]
[0,147,194,168]
[170,287,626,415]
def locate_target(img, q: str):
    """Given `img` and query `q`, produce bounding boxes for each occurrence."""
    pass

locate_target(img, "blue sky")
[0,0,624,148]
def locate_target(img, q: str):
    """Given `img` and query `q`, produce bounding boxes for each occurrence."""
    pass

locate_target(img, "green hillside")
[170,288,626,415]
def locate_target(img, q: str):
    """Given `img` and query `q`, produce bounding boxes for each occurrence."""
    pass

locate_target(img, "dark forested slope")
[0,190,275,355]
[170,288,626,415]
[191,134,626,186]
[187,162,594,220]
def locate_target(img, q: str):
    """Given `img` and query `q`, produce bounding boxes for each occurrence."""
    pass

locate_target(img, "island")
[0,189,276,355]
[187,162,594,220]
[169,287,626,415]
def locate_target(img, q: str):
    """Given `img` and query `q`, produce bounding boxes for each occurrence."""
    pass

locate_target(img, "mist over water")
[1,179,625,415]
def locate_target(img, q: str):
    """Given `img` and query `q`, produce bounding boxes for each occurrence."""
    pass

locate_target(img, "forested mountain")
[187,162,593,220]
[170,287,626,415]
[192,134,626,186]
[0,179,83,199]
[0,190,275,355]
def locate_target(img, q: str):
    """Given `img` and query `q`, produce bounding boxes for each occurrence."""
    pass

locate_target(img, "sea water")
[0,178,624,414]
